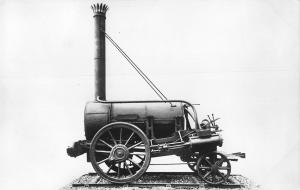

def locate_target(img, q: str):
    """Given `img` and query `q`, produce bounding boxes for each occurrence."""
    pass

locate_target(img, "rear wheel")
[89,122,151,183]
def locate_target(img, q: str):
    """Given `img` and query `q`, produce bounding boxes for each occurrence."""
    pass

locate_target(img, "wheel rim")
[196,152,231,185]
[90,122,151,183]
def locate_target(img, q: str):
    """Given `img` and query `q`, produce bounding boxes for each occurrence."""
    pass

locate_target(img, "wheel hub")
[211,164,218,174]
[109,144,129,162]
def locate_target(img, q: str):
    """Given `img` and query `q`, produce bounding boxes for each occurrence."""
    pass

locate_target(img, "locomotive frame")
[66,3,245,185]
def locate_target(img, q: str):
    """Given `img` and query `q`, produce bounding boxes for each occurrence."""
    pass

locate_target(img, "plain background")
[0,0,299,189]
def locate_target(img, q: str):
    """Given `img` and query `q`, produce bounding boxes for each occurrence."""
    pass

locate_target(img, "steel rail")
[87,172,243,176]
[72,183,242,188]
[72,172,243,188]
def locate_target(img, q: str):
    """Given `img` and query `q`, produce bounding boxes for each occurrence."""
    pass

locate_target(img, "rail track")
[71,172,244,189]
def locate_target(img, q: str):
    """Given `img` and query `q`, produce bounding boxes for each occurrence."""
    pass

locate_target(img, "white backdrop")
[0,0,299,189]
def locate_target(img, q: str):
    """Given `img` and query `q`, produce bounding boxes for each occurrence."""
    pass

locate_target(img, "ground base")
[61,172,260,190]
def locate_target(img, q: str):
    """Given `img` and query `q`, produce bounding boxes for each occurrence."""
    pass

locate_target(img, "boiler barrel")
[84,102,184,140]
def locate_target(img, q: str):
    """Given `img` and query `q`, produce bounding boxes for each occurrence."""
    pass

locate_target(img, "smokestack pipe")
[91,3,108,100]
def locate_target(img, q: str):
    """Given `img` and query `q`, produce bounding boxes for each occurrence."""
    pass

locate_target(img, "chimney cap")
[91,3,108,16]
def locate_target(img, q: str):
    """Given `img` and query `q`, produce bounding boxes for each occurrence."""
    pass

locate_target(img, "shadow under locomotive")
[66,3,245,186]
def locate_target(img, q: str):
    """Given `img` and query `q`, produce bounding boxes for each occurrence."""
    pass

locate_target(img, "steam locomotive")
[67,3,245,185]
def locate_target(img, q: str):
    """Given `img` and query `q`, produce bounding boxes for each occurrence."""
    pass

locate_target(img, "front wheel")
[89,122,151,183]
[196,151,231,185]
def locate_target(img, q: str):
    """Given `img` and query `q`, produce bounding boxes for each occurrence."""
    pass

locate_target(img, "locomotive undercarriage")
[68,128,222,160]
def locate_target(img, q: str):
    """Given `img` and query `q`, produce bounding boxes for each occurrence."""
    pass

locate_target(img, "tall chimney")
[91,3,108,100]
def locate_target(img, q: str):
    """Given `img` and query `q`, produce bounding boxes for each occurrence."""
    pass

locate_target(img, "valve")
[200,114,220,130]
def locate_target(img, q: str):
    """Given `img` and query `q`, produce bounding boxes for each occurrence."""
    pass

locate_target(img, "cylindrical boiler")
[84,102,185,140]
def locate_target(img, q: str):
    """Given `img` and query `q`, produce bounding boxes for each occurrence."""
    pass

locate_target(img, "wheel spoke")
[107,130,117,145]
[117,162,120,178]
[119,128,122,144]
[134,154,144,161]
[212,174,216,182]
[203,171,212,179]
[203,158,213,166]
[125,162,133,175]
[216,158,225,166]
[99,139,113,149]
[211,154,217,164]
[95,150,111,154]
[219,166,230,170]
[97,157,109,165]
[130,152,146,156]
[128,158,141,168]
[128,141,143,150]
[125,132,134,146]
[199,166,210,170]
[106,164,113,174]
[216,170,226,180]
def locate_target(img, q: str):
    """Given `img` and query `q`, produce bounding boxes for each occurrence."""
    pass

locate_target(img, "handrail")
[96,96,200,129]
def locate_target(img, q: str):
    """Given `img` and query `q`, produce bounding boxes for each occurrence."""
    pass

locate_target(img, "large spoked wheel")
[89,122,151,183]
[196,152,231,185]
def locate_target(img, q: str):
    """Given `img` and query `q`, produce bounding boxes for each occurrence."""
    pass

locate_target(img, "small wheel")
[89,122,151,183]
[187,154,198,172]
[196,152,231,185]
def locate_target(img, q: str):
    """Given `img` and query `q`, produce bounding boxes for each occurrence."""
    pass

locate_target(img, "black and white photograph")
[0,0,299,189]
